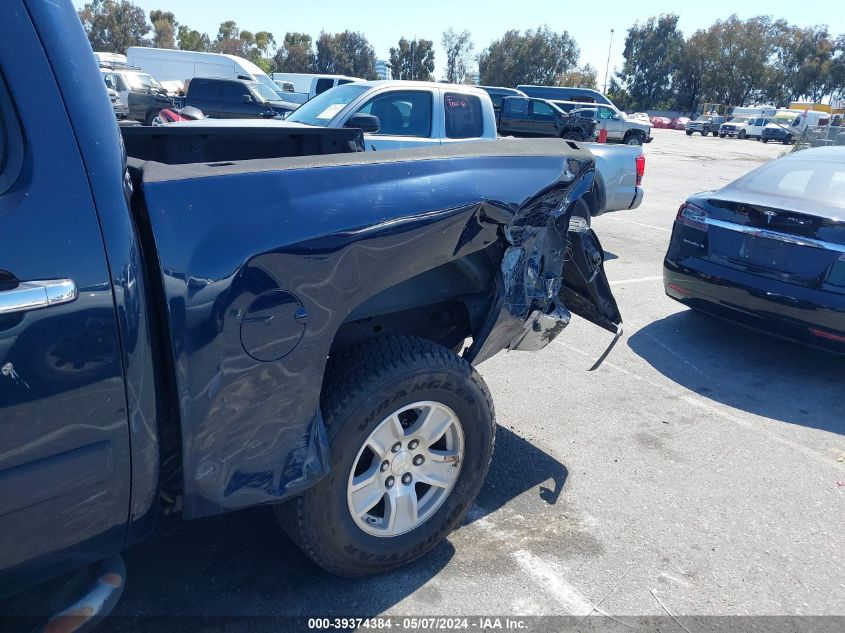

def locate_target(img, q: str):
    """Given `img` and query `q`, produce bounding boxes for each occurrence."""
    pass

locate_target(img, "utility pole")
[603,28,614,95]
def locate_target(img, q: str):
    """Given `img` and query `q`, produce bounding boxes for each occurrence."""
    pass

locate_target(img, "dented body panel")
[0,0,622,601]
[133,140,612,517]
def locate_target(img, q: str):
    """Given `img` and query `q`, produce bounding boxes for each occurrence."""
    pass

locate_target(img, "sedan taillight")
[676,202,708,230]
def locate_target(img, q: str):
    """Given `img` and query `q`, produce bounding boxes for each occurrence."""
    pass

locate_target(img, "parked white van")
[271,73,363,100]
[126,47,284,103]
[729,105,777,119]
[94,52,127,66]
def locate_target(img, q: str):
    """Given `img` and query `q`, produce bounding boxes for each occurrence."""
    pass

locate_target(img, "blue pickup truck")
[0,0,621,626]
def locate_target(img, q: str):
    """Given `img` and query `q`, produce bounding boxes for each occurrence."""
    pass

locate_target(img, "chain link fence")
[795,124,845,149]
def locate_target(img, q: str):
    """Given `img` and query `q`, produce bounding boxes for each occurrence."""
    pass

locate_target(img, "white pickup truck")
[283,80,645,219]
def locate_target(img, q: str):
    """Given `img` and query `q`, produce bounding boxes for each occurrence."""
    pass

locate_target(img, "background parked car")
[554,100,652,145]
[285,81,498,150]
[745,116,772,140]
[719,116,754,138]
[762,109,829,144]
[685,115,726,136]
[671,117,691,130]
[664,145,845,353]
[128,77,297,125]
[650,116,672,129]
[496,96,597,141]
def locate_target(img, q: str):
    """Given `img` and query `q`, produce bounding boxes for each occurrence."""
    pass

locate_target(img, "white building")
[375,59,390,80]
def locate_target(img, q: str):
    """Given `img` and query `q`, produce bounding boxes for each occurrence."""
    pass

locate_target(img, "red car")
[671,117,691,130]
[650,116,672,128]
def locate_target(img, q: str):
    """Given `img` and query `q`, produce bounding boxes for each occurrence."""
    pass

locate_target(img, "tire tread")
[276,335,495,577]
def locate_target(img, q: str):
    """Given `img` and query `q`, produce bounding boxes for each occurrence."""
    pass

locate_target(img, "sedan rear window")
[735,156,845,208]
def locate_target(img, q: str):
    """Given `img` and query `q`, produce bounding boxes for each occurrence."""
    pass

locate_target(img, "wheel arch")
[328,248,500,359]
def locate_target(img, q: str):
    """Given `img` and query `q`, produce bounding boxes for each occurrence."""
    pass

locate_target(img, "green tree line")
[611,14,845,112]
[78,1,844,109]
[77,0,590,85]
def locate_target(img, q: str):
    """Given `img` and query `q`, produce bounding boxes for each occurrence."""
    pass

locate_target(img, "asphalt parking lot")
[7,129,845,632]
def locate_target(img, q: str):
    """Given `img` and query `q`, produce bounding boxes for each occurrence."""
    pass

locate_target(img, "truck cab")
[285,81,498,150]
[183,77,296,120]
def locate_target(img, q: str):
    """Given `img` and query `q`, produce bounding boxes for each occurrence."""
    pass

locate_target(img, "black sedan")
[664,146,845,352]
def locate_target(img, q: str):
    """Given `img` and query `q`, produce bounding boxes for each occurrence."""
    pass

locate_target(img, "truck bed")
[125,137,601,518]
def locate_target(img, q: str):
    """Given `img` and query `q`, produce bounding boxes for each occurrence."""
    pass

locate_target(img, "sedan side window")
[357,91,432,137]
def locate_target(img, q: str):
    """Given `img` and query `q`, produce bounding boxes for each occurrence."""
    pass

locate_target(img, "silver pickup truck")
[282,81,645,221]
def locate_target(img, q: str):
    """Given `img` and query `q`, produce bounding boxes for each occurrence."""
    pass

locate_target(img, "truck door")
[598,106,624,140]
[103,72,129,109]
[354,90,438,151]
[441,91,486,146]
[0,7,130,589]
[223,80,257,119]
[500,97,531,135]
[187,78,223,118]
[529,99,558,136]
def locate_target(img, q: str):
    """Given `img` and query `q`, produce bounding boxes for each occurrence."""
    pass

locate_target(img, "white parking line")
[607,217,672,232]
[610,276,663,286]
[467,509,594,616]
[511,550,593,616]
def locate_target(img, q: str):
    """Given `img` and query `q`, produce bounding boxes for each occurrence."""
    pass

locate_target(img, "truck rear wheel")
[144,109,162,126]
[562,131,584,142]
[624,132,644,145]
[275,335,496,577]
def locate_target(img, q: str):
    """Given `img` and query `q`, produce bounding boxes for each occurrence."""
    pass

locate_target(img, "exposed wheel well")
[329,249,499,357]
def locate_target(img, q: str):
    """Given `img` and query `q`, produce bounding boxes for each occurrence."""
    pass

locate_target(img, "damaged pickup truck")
[0,0,621,623]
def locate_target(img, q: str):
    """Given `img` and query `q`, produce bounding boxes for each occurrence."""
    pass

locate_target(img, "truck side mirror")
[344,113,380,134]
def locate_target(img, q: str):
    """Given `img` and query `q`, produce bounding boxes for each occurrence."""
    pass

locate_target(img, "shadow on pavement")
[1,428,568,630]
[628,308,845,435]
[470,425,568,520]
[11,427,563,630]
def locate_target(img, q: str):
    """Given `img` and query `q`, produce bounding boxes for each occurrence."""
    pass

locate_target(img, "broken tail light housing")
[635,154,645,187]
[677,202,708,231]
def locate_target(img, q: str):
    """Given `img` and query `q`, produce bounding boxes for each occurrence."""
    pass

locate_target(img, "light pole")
[603,28,614,95]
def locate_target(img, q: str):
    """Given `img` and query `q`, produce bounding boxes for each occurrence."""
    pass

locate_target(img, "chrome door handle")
[0,279,77,315]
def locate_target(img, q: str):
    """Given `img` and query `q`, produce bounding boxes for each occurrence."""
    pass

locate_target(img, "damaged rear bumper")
[466,159,622,367]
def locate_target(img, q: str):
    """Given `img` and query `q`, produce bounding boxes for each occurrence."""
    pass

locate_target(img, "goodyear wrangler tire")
[275,335,496,577]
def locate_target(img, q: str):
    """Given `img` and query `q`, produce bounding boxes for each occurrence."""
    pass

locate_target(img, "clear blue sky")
[75,0,845,86]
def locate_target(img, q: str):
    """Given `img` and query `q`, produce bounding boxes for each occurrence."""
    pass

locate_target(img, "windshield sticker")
[316,103,345,120]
